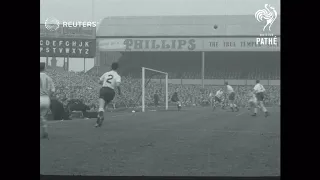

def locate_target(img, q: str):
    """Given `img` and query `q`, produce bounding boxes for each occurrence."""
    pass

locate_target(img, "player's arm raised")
[99,73,105,85]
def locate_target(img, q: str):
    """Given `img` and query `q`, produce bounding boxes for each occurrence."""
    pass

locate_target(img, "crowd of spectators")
[46,68,99,110]
[47,67,280,112]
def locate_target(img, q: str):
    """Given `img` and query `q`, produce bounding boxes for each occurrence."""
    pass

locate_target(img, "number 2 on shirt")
[106,75,113,84]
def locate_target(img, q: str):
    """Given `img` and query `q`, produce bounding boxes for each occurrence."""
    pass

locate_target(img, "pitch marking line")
[47,113,138,124]
[104,128,280,135]
[236,111,246,116]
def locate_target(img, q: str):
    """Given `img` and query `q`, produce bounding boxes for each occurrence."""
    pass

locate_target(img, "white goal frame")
[142,67,168,112]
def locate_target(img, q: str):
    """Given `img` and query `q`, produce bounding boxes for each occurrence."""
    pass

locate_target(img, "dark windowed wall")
[116,51,280,79]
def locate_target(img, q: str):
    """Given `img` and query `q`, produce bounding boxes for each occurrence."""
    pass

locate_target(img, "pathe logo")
[45,17,60,31]
[255,4,278,32]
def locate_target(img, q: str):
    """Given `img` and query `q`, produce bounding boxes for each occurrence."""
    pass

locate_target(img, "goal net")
[141,67,168,112]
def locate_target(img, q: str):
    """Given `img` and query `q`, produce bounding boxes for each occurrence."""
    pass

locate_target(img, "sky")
[40,0,280,72]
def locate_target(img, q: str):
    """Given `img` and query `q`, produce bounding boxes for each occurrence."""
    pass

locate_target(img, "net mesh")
[142,69,167,111]
[109,68,167,112]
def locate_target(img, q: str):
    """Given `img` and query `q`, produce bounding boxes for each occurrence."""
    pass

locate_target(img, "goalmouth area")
[142,67,168,112]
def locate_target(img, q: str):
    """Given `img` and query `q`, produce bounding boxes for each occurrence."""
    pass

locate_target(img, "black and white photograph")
[40,0,280,177]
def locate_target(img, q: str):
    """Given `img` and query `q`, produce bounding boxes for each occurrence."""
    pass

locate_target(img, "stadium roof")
[96,15,280,37]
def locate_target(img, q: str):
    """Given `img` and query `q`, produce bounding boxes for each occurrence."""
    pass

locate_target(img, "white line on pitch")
[47,113,135,124]
[108,128,280,135]
[236,111,246,116]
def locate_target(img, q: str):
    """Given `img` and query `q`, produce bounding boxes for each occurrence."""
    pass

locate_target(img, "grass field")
[40,106,280,176]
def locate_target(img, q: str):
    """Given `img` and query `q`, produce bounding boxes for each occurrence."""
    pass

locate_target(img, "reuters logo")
[45,17,60,31]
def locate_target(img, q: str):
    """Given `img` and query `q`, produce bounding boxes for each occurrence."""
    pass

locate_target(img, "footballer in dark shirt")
[154,91,160,108]
[171,89,182,111]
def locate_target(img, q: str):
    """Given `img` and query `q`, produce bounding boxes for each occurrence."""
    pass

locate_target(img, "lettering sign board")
[98,37,280,52]
[99,39,127,51]
[203,37,280,51]
[40,38,96,58]
[99,38,200,51]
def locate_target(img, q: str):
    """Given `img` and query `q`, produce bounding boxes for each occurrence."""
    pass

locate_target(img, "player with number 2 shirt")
[95,62,121,128]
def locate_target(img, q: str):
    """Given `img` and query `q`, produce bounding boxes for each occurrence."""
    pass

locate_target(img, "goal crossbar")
[142,67,168,112]
[143,67,168,75]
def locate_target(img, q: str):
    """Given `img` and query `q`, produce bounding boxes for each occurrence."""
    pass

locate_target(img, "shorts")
[228,92,235,101]
[40,95,50,117]
[214,96,222,103]
[256,92,264,101]
[99,87,116,104]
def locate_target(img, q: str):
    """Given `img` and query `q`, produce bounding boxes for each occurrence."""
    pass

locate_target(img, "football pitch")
[40,107,280,176]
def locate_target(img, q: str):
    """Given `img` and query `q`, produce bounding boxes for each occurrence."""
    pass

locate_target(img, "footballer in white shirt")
[95,63,122,127]
[40,63,55,139]
[225,82,239,112]
[211,89,225,111]
[253,80,269,117]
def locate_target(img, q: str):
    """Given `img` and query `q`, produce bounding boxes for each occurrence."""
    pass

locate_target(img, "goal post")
[142,67,169,112]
